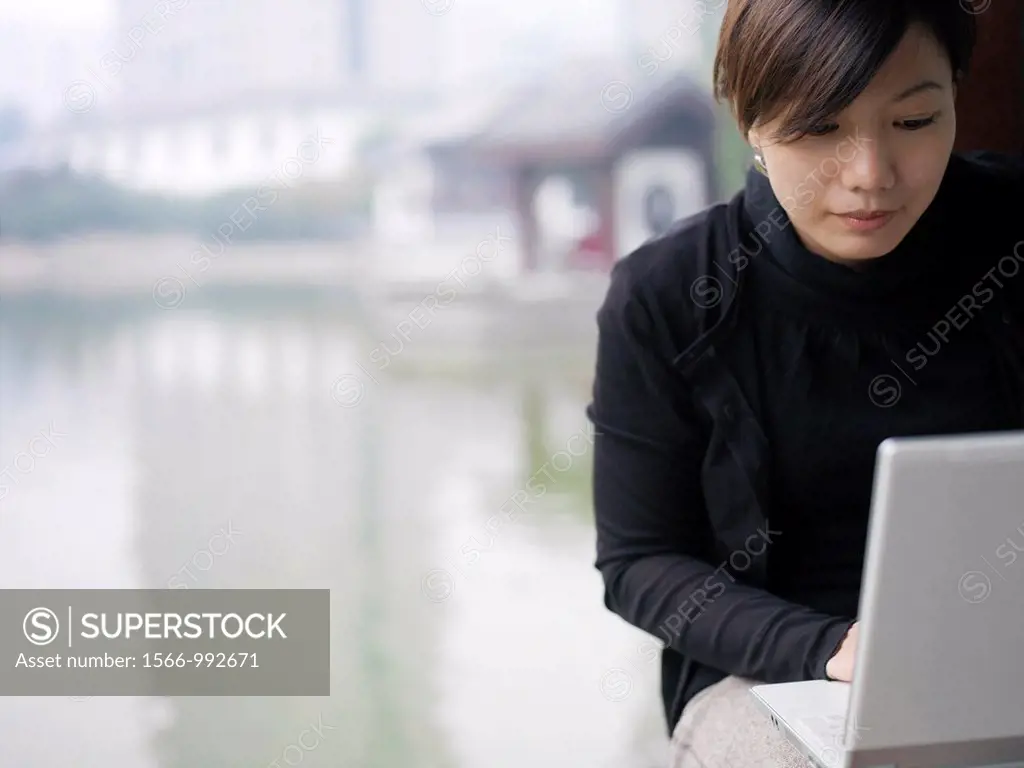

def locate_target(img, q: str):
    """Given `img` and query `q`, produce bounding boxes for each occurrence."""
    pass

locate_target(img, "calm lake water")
[0,291,667,768]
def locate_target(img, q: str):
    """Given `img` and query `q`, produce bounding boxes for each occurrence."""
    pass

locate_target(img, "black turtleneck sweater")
[742,158,1022,618]
[588,152,1024,731]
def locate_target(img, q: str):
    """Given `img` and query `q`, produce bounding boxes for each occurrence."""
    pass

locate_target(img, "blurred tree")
[0,169,172,240]
[714,104,750,200]
[696,3,751,199]
[0,168,371,242]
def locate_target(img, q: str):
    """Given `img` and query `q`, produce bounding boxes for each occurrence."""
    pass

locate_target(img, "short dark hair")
[713,0,977,141]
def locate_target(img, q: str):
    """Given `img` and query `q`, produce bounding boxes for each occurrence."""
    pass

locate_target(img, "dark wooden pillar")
[954,1,1023,152]
[595,165,617,270]
[514,166,541,274]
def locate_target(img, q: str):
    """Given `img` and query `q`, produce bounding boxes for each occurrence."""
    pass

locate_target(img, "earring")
[753,147,768,175]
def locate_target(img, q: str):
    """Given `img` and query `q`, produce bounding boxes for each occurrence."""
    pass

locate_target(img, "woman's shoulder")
[952,150,1024,174]
[946,151,1024,201]
[604,193,747,317]
[942,151,1021,250]
[944,151,1024,302]
[599,193,748,360]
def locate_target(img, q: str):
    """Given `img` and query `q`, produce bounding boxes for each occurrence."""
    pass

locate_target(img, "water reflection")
[0,296,665,767]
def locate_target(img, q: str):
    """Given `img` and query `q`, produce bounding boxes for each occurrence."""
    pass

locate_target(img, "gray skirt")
[669,676,812,767]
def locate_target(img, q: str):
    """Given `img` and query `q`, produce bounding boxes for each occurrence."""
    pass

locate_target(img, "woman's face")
[749,24,958,264]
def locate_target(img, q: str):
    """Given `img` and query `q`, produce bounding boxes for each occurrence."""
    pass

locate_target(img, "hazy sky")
[0,0,113,26]
[0,0,620,62]
[0,0,617,39]
[0,0,622,121]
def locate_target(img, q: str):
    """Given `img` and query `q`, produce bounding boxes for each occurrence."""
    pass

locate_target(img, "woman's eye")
[898,115,938,130]
[806,123,839,137]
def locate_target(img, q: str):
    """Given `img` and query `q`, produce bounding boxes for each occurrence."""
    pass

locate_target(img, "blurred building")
[14,0,444,195]
[0,20,109,127]
[369,58,717,280]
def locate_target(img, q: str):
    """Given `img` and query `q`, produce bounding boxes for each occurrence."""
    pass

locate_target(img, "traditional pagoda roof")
[431,58,717,165]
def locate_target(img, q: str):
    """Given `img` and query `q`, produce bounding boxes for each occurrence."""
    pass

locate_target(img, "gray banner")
[2,589,329,695]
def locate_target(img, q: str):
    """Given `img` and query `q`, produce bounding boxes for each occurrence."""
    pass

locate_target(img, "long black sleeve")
[586,265,852,682]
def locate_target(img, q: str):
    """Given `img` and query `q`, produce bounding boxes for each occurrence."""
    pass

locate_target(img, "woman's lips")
[836,209,897,232]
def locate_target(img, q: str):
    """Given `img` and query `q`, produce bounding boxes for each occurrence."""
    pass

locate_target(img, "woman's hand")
[825,621,859,682]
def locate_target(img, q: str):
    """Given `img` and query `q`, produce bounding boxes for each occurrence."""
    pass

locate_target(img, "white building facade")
[14,0,445,196]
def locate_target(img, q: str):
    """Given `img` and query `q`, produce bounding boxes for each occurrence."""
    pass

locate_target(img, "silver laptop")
[750,431,1024,768]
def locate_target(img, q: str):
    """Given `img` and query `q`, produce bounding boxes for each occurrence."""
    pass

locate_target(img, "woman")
[586,1,1024,766]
